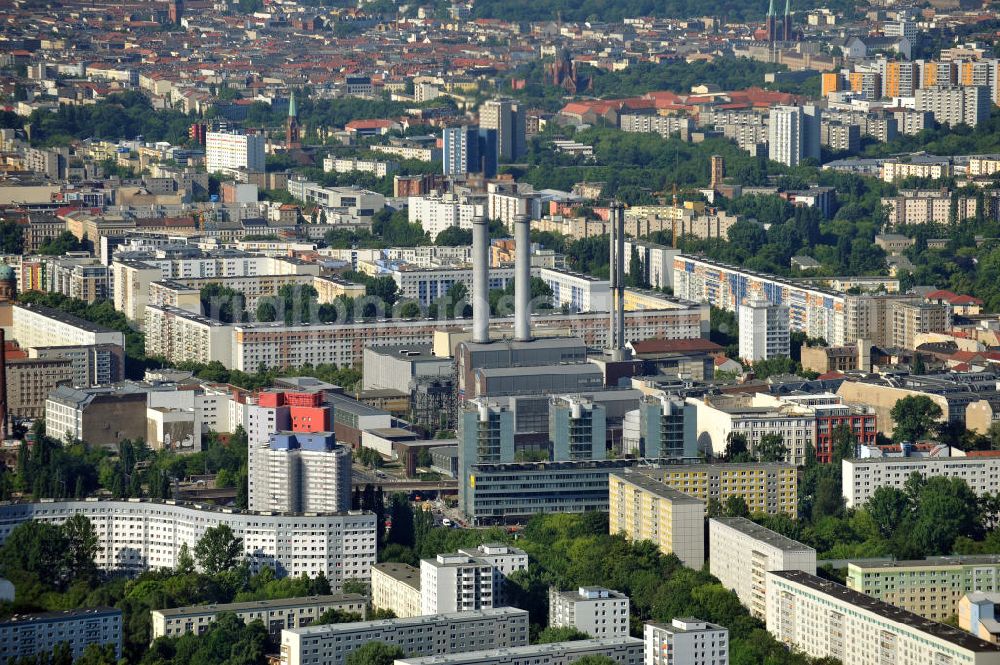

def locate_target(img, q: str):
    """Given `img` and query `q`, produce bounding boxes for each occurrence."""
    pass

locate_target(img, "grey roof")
[772,570,1000,653]
[1,607,121,626]
[849,555,1000,570]
[711,517,815,553]
[16,303,119,335]
[154,594,366,618]
[286,607,528,637]
[372,562,421,589]
[396,638,645,665]
[609,471,704,505]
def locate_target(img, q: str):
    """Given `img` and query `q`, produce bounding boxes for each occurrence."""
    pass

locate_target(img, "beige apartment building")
[641,463,798,516]
[371,562,422,618]
[608,471,705,569]
[7,356,74,419]
[882,189,979,226]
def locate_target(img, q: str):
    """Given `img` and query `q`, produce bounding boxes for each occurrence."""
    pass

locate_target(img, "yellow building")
[644,463,798,516]
[608,471,705,568]
[821,72,841,96]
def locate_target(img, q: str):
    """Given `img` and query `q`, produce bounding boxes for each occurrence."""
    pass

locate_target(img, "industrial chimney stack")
[607,202,626,359]
[472,215,491,344]
[0,328,9,439]
[514,214,532,342]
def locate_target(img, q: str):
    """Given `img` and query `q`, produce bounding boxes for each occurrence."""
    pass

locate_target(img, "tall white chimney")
[472,215,490,344]
[514,213,532,342]
[614,202,626,355]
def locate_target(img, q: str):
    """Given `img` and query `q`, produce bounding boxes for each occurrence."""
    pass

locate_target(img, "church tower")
[286,91,301,149]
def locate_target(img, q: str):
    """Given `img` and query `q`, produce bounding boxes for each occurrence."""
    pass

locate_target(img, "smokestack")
[472,215,490,344]
[614,202,626,356]
[607,202,626,360]
[514,213,532,342]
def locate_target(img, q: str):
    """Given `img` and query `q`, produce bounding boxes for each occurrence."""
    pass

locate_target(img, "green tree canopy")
[194,525,243,575]
[890,395,943,443]
[344,641,405,665]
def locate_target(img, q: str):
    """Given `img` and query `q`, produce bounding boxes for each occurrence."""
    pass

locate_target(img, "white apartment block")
[738,295,790,363]
[387,264,518,308]
[12,304,125,349]
[395,638,646,665]
[0,500,376,588]
[549,587,631,638]
[151,594,367,639]
[487,183,543,229]
[768,105,821,167]
[672,255,844,345]
[147,306,706,371]
[540,267,611,313]
[279,607,530,665]
[144,305,233,366]
[644,619,729,665]
[708,517,817,619]
[206,130,265,175]
[622,240,681,291]
[916,85,992,127]
[458,543,528,605]
[287,181,385,220]
[843,456,1000,508]
[620,113,693,138]
[881,158,953,183]
[420,553,495,615]
[371,562,422,618]
[407,193,485,240]
[766,570,1000,665]
[322,157,398,178]
[687,394,816,465]
[0,608,122,664]
[251,433,353,514]
[371,144,440,162]
[113,260,164,322]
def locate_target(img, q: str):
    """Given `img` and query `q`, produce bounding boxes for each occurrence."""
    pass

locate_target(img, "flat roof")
[2,607,121,625]
[154,594,366,618]
[771,570,1000,653]
[15,303,119,335]
[609,471,704,505]
[711,517,815,553]
[849,555,1000,570]
[395,637,645,665]
[372,562,420,589]
[286,607,528,637]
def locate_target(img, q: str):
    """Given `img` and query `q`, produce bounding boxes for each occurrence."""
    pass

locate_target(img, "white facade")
[371,562,422,618]
[708,517,816,619]
[322,157,397,178]
[549,586,630,638]
[768,105,821,167]
[0,500,376,588]
[12,304,125,349]
[279,607,530,665]
[206,130,265,175]
[766,570,1000,665]
[843,456,1000,508]
[738,294,790,362]
[915,85,991,128]
[644,619,729,665]
[457,543,528,605]
[407,193,485,240]
[387,264,518,307]
[144,305,233,366]
[687,394,815,465]
[251,435,353,514]
[420,553,495,615]
[539,267,611,313]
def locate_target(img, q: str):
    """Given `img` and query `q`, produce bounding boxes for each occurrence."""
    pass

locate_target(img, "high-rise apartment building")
[636,396,698,459]
[709,517,816,619]
[768,105,821,167]
[642,463,798,516]
[916,85,991,127]
[608,471,705,568]
[420,553,496,615]
[645,618,729,665]
[479,99,526,161]
[205,130,266,175]
[738,294,790,363]
[549,587,630,638]
[442,126,498,177]
[0,609,122,664]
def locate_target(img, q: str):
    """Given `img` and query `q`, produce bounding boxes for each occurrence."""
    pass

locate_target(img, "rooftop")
[849,555,1000,570]
[609,471,704,505]
[154,594,366,618]
[286,607,528,637]
[771,570,1000,653]
[372,562,421,589]
[1,607,121,625]
[15,303,120,335]
[395,638,644,665]
[711,517,815,553]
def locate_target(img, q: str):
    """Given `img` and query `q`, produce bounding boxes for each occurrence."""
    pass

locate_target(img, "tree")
[866,486,910,539]
[570,657,617,665]
[890,395,943,442]
[37,231,83,255]
[176,542,195,574]
[435,226,473,246]
[811,475,844,522]
[722,432,750,462]
[536,626,590,643]
[317,608,364,624]
[0,520,71,590]
[755,433,788,463]
[62,513,99,584]
[387,493,416,548]
[344,641,405,665]
[723,496,750,518]
[830,424,857,463]
[194,524,243,574]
